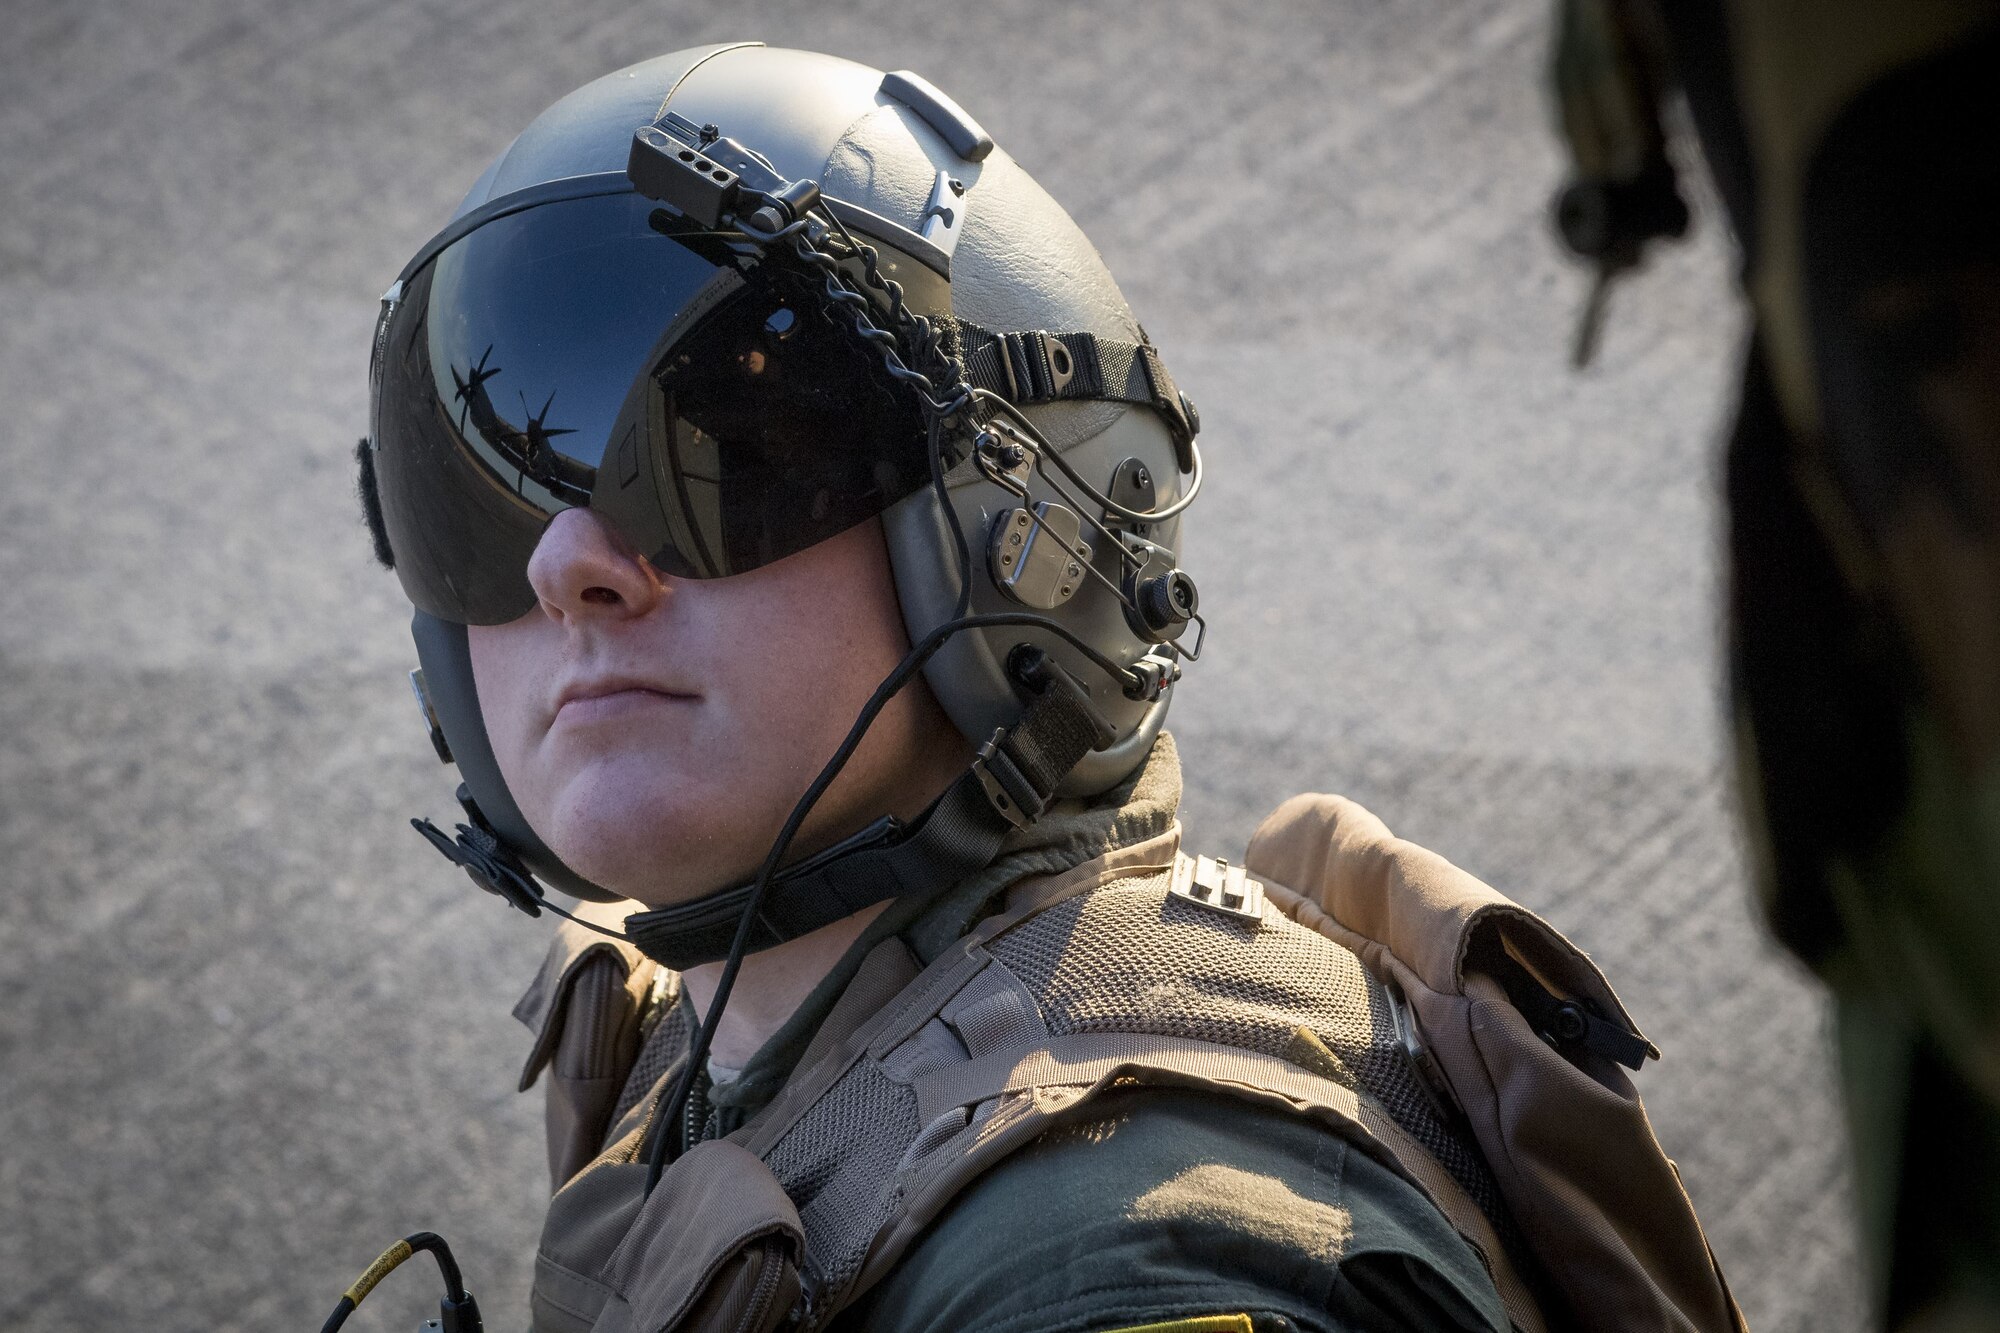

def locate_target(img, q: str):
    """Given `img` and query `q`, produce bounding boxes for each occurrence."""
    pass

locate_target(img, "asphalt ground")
[0,1,1861,1328]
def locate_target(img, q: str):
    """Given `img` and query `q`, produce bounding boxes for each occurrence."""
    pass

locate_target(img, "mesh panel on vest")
[761,1057,923,1296]
[987,874,1510,1231]
[614,993,694,1126]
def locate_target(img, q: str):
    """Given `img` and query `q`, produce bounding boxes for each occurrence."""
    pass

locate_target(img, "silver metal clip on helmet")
[362,43,1205,951]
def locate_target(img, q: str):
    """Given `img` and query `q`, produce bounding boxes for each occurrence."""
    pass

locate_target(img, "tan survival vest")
[514,795,1747,1333]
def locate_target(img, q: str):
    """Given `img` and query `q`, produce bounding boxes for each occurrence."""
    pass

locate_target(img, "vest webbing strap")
[950,319,1199,466]
[621,680,1104,972]
[910,1030,1353,1124]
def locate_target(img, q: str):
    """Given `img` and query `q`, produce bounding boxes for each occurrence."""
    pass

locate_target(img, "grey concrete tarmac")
[0,1,1857,1328]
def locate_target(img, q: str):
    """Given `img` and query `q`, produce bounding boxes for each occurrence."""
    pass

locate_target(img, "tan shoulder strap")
[1245,792,1748,1333]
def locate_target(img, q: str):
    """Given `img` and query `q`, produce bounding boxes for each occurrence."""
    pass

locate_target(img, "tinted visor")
[370,190,931,625]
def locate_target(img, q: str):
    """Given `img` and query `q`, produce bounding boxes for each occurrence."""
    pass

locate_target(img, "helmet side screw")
[979,432,1028,471]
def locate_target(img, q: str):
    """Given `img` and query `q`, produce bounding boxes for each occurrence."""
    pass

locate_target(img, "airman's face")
[467,509,969,908]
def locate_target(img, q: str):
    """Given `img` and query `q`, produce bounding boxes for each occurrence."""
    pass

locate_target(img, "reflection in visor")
[370,191,930,624]
[448,345,593,507]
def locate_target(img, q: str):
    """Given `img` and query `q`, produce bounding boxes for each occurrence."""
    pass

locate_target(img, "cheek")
[450,520,927,899]
[466,619,555,795]
[680,534,914,777]
[691,615,859,772]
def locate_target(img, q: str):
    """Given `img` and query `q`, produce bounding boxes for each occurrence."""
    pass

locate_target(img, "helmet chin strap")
[411,639,1115,969]
[412,611,1126,1203]
[623,653,1112,969]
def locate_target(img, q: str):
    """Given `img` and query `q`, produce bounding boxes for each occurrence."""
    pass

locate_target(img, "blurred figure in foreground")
[1549,2,2000,1325]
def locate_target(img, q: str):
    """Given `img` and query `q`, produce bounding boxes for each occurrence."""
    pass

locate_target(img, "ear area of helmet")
[883,403,1189,799]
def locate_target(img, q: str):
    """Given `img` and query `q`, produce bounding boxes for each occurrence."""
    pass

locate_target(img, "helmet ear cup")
[883,403,1185,798]
[409,610,624,903]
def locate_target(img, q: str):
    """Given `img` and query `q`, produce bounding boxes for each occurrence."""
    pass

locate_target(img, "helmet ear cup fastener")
[1101,456,1158,540]
[973,427,1033,489]
[988,502,1090,609]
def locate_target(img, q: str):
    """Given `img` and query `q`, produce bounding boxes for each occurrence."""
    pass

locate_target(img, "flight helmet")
[361,43,1205,968]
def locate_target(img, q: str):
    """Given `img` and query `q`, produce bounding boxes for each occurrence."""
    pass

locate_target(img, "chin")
[538,763,752,906]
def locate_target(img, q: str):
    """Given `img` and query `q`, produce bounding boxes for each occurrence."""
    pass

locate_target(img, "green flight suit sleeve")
[831,1089,1510,1333]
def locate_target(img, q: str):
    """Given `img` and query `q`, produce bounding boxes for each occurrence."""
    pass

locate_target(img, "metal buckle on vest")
[1168,853,1265,922]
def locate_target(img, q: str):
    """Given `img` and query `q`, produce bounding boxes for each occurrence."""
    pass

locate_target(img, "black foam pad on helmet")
[354,437,395,570]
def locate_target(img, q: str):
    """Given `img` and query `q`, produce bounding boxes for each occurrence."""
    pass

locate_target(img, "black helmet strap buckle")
[411,789,545,919]
[954,322,1200,472]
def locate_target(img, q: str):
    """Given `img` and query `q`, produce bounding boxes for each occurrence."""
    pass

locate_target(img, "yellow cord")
[343,1238,414,1308]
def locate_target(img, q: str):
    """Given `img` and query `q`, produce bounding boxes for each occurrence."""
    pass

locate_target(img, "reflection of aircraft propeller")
[519,389,577,455]
[446,349,597,505]
[452,344,502,432]
[513,390,579,497]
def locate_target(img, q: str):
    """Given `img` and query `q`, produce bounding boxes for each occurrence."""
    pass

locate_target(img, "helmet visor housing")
[370,189,932,625]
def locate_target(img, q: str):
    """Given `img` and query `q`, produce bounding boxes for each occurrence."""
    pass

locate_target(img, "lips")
[552,675,697,721]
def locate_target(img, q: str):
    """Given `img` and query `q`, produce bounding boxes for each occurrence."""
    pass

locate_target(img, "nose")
[526,508,666,624]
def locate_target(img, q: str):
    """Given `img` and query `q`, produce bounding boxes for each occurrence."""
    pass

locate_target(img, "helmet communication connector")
[627,121,744,228]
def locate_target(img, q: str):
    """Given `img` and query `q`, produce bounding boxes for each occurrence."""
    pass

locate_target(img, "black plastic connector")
[1122,653,1179,702]
[1553,156,1689,264]
[1007,644,1117,749]
[628,126,742,226]
[438,1290,484,1333]
[320,1232,482,1333]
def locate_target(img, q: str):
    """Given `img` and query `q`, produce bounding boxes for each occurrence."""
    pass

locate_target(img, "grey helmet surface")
[395,42,1198,906]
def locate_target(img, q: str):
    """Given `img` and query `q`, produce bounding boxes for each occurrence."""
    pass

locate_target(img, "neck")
[677,901,888,1070]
